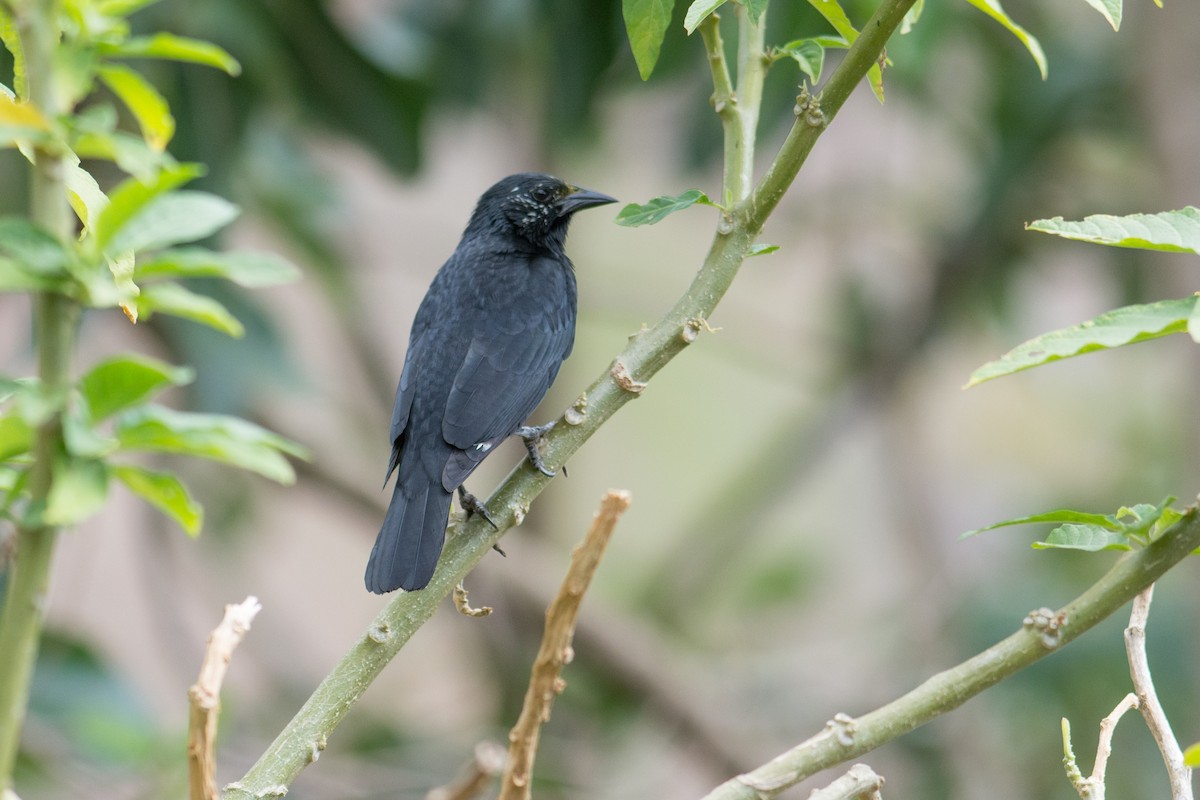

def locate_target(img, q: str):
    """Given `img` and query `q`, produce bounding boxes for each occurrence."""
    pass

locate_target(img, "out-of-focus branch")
[1124,585,1194,800]
[188,597,262,800]
[498,490,631,800]
[425,742,506,800]
[699,509,1200,800]
[1062,694,1139,800]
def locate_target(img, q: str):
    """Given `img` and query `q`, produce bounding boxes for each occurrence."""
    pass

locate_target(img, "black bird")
[366,173,616,593]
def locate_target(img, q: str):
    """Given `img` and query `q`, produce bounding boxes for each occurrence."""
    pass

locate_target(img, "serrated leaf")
[97,64,174,151]
[89,163,204,256]
[616,189,713,227]
[1079,0,1121,30]
[1033,524,1133,552]
[966,297,1195,387]
[1028,207,1200,255]
[63,156,112,235]
[748,243,779,257]
[44,457,109,525]
[684,0,727,33]
[961,508,1116,539]
[134,248,300,287]
[111,464,202,536]
[624,0,675,80]
[135,282,244,337]
[960,0,1047,79]
[78,354,194,422]
[100,33,241,76]
[109,191,239,255]
[114,405,308,484]
[0,9,27,100]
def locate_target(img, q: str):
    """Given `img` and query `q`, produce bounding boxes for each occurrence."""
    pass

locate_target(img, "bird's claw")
[516,421,557,477]
[456,486,499,530]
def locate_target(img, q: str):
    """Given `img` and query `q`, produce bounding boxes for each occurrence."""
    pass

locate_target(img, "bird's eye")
[530,185,554,204]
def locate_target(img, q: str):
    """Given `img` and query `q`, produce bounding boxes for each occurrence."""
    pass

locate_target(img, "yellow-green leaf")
[0,92,51,147]
[112,464,202,536]
[100,33,241,76]
[960,0,1048,79]
[97,63,174,151]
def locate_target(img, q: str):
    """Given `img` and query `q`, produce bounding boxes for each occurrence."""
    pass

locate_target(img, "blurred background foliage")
[2,0,1199,798]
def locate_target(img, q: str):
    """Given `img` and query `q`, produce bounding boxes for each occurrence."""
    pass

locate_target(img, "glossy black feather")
[366,173,615,593]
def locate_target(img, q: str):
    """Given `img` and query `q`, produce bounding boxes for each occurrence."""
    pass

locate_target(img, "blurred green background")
[2,0,1199,797]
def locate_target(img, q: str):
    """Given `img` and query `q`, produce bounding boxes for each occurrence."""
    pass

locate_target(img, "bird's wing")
[440,311,573,489]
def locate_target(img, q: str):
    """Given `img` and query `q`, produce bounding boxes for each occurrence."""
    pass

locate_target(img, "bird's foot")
[457,486,498,530]
[516,421,560,478]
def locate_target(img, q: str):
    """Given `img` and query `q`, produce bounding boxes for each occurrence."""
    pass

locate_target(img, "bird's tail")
[365,476,452,593]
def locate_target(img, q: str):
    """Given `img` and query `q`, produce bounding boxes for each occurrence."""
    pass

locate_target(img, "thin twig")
[425,741,506,800]
[1062,693,1139,800]
[453,581,493,618]
[807,764,885,800]
[188,597,263,800]
[497,490,632,800]
[1124,585,1194,800]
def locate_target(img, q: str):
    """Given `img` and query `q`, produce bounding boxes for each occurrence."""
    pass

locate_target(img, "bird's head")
[467,173,616,251]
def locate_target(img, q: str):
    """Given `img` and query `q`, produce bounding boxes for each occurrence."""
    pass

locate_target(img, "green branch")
[224,0,919,794]
[700,508,1200,800]
[0,0,79,788]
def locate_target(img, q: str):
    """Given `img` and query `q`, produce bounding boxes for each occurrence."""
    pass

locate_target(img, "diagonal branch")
[498,490,630,800]
[697,508,1200,800]
[221,1,924,795]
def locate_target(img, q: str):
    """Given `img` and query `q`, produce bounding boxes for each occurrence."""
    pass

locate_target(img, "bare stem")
[498,490,631,800]
[0,0,78,788]
[1125,585,1194,800]
[187,597,262,800]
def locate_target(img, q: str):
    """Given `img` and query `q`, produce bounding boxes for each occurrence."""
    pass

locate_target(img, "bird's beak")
[559,185,617,216]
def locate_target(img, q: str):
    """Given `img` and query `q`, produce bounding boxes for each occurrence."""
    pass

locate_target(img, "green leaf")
[1028,207,1200,255]
[95,0,163,15]
[0,8,28,100]
[616,189,713,227]
[0,256,64,292]
[78,354,194,422]
[108,191,239,255]
[1033,523,1133,551]
[44,457,109,525]
[805,0,886,102]
[1079,0,1121,30]
[134,247,300,288]
[0,92,51,147]
[63,156,112,236]
[89,162,204,256]
[114,405,308,484]
[135,282,244,337]
[748,243,779,257]
[96,64,174,151]
[960,0,1048,79]
[0,217,70,273]
[777,39,828,84]
[111,464,202,536]
[961,508,1115,539]
[72,129,166,183]
[900,0,925,34]
[966,297,1195,387]
[742,0,767,24]
[0,414,34,460]
[684,0,727,33]
[624,0,675,80]
[99,33,241,76]
[1184,742,1200,768]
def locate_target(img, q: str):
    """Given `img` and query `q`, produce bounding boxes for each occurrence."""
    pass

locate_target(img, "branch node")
[563,392,588,426]
[454,581,494,618]
[1023,607,1068,649]
[793,86,827,129]
[682,316,721,344]
[307,736,326,764]
[610,361,647,394]
[826,712,858,747]
[367,621,392,644]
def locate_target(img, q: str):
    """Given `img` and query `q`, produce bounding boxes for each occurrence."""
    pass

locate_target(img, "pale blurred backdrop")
[2,0,1199,798]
